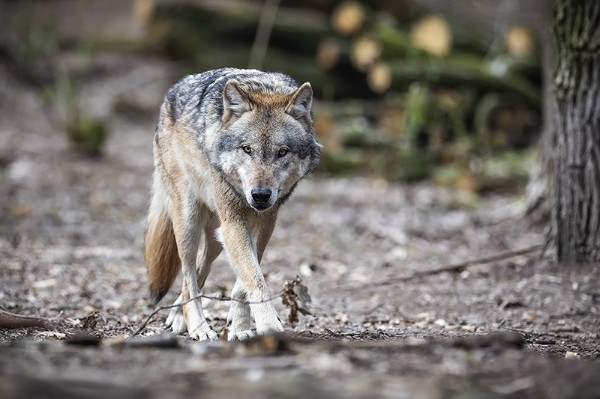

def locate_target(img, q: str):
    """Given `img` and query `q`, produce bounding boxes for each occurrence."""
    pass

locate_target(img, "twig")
[132,292,283,337]
[346,243,543,290]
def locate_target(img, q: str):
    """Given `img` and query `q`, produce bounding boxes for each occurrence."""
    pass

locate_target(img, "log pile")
[143,0,542,188]
[144,0,373,98]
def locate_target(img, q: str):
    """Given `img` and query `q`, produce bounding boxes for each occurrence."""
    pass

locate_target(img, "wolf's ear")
[286,82,313,121]
[223,80,251,121]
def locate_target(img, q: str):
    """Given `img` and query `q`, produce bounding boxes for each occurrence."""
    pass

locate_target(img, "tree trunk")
[552,1,600,263]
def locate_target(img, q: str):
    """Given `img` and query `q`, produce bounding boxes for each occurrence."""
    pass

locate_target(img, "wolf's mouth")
[250,202,272,212]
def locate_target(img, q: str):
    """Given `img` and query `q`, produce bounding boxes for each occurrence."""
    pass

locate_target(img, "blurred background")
[0,0,548,197]
[5,5,600,396]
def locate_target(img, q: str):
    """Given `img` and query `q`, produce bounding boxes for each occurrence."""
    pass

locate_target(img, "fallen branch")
[348,243,543,290]
[0,309,53,330]
[413,243,543,277]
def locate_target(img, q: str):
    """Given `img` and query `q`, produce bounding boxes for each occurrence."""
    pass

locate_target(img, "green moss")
[391,148,436,181]
[318,151,363,175]
[66,117,108,157]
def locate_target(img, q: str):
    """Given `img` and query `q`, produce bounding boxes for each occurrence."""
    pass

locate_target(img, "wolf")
[144,68,321,341]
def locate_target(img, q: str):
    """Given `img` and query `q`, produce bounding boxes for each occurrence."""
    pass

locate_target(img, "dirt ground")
[1,54,600,399]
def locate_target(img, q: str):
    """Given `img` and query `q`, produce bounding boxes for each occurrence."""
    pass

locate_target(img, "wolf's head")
[213,78,321,212]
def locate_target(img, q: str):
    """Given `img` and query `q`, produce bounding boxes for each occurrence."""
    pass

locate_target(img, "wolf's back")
[162,68,301,128]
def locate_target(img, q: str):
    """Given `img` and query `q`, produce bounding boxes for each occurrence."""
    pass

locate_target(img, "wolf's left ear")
[286,82,313,121]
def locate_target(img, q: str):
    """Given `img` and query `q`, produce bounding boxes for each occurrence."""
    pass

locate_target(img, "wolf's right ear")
[223,81,251,121]
[286,82,313,121]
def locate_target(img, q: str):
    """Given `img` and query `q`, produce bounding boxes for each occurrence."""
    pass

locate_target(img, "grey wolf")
[144,68,321,340]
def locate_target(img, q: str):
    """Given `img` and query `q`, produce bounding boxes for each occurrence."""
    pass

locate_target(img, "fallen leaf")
[281,276,313,326]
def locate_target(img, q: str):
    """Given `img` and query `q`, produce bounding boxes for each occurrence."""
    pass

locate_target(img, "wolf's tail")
[144,186,180,304]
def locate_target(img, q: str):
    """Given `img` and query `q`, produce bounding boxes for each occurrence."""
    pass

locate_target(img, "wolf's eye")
[278,148,289,157]
[242,145,252,154]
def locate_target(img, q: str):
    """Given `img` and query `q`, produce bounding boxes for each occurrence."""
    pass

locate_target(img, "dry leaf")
[281,276,313,326]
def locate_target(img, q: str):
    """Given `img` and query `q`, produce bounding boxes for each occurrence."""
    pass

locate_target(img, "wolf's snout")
[251,188,272,205]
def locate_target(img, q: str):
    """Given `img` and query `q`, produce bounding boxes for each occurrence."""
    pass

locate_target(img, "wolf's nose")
[251,188,272,204]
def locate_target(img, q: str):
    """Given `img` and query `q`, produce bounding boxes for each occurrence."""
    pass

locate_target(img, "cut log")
[371,57,541,107]
[374,21,425,59]
[148,1,330,59]
[147,2,379,98]
[350,35,381,71]
[410,15,452,57]
[330,1,366,36]
[367,62,392,93]
[505,25,536,58]
[316,37,347,70]
[373,16,490,60]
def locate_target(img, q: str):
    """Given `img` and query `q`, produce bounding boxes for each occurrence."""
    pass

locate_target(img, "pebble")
[564,351,580,360]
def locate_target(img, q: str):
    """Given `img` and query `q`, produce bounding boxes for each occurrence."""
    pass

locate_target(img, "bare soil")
[1,55,599,399]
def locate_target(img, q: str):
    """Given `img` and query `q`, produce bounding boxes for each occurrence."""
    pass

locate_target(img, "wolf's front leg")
[220,218,283,335]
[168,216,223,337]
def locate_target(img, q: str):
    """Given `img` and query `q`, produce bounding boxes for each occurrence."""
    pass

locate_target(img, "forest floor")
[1,53,599,399]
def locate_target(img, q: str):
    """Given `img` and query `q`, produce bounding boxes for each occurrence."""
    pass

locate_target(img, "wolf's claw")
[189,325,219,341]
[169,312,187,334]
[228,329,255,341]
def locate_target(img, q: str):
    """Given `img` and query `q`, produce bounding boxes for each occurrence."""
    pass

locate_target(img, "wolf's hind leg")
[226,278,254,341]
[167,213,222,338]
[172,202,218,341]
[166,292,187,334]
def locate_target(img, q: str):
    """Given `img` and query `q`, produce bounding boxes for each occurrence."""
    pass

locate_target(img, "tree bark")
[552,1,600,263]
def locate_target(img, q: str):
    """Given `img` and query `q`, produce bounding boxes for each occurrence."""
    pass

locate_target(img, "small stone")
[434,319,446,327]
[565,351,580,360]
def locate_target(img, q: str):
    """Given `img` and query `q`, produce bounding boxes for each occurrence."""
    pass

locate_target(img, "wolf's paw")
[228,329,255,341]
[169,311,187,334]
[165,295,183,327]
[165,301,187,334]
[255,318,285,335]
[254,306,285,335]
[188,324,219,341]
